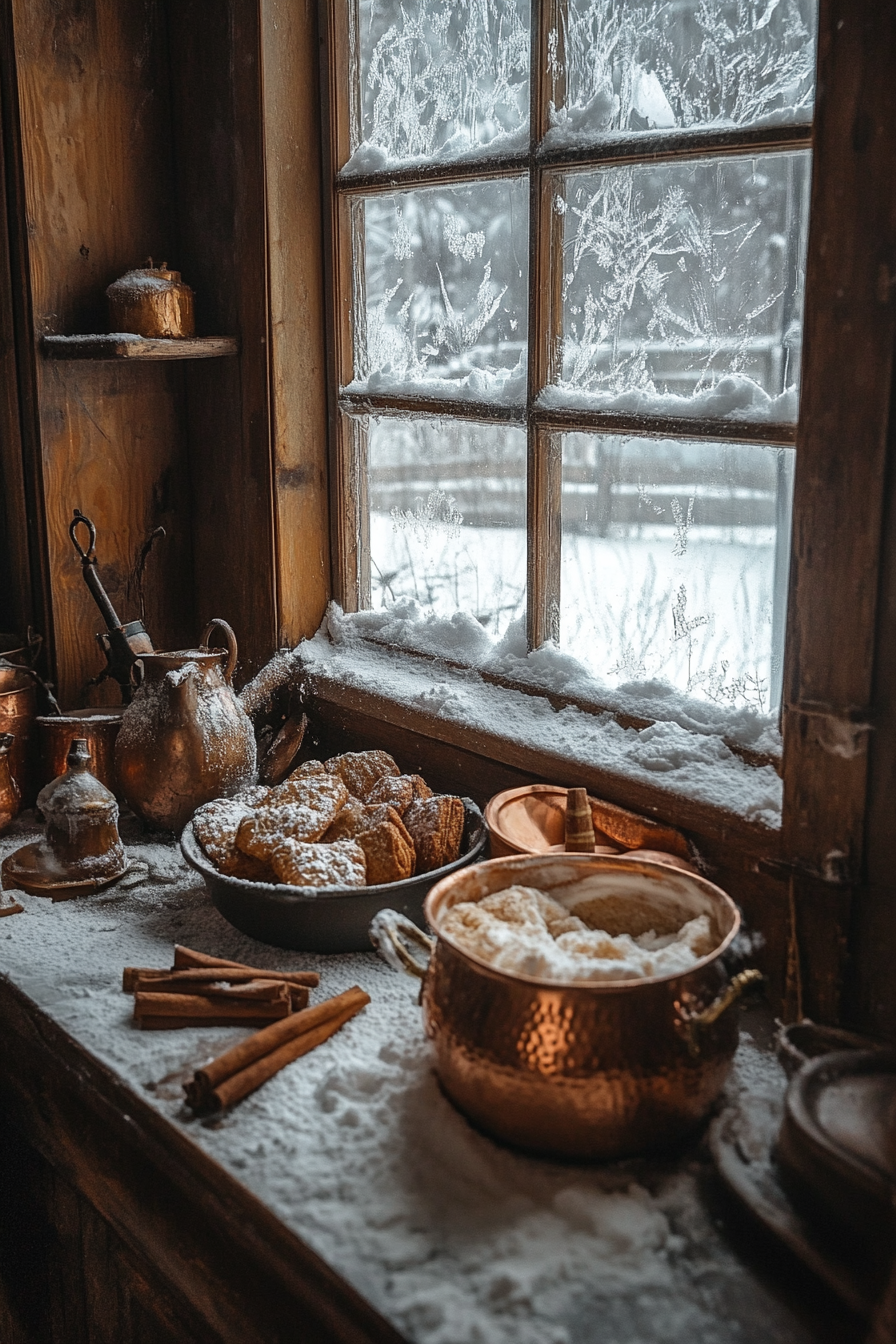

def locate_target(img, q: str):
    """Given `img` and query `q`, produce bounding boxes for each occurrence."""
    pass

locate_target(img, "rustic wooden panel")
[261,0,332,647]
[0,977,406,1344]
[781,0,896,880]
[10,0,197,705]
[166,0,278,684]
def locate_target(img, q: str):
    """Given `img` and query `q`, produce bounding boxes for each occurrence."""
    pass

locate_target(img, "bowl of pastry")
[180,749,487,952]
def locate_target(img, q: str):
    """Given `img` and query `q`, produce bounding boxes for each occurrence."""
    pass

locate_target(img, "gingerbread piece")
[270,838,366,888]
[321,797,369,842]
[236,776,348,861]
[232,783,272,808]
[356,819,415,885]
[265,770,347,814]
[325,749,400,801]
[364,774,420,814]
[404,795,465,874]
[192,798,250,874]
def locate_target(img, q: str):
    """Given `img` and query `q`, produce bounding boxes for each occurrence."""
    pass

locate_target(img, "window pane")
[560,434,794,711]
[544,151,810,421]
[368,417,527,642]
[549,0,816,146]
[347,180,529,404]
[347,0,530,174]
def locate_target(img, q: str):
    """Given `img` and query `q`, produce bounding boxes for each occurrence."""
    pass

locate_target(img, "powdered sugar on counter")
[296,606,783,829]
[0,818,813,1344]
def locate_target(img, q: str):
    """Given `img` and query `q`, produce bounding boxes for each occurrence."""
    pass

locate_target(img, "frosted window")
[368,417,527,639]
[349,180,529,403]
[560,434,794,709]
[349,0,530,173]
[551,0,816,145]
[549,151,810,420]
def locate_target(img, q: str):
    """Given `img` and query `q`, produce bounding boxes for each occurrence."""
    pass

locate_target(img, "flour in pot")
[439,884,716,981]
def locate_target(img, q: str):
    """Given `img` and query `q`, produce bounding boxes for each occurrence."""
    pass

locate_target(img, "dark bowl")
[180,797,487,953]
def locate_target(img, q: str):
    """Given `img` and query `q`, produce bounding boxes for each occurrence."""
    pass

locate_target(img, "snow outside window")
[328,0,817,731]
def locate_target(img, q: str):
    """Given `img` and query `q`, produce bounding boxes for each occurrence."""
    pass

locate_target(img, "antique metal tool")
[69,509,155,703]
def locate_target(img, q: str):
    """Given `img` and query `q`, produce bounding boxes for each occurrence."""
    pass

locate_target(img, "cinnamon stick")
[171,945,319,986]
[124,961,318,992]
[132,975,294,1002]
[185,985,369,1110]
[134,990,290,1024]
[208,1004,363,1111]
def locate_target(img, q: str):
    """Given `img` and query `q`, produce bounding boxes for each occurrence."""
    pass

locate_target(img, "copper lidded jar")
[36,738,127,882]
[376,853,757,1161]
[114,619,256,831]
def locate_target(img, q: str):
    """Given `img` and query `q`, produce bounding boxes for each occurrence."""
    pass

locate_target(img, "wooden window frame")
[255,0,896,1023]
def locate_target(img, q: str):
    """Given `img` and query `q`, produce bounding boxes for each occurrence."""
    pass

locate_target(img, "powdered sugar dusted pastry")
[236,778,348,861]
[325,749,400,801]
[266,771,347,815]
[192,798,250,873]
[232,783,272,808]
[270,838,366,888]
[366,773,432,814]
[404,794,464,874]
[356,818,415,884]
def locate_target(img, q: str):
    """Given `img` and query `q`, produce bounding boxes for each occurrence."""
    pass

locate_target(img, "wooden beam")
[260,0,331,646]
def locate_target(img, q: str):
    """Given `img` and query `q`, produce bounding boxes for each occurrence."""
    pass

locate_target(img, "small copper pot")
[0,674,37,804]
[35,709,123,798]
[374,853,758,1160]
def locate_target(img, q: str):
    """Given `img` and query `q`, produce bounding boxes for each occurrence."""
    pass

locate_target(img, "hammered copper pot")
[378,853,757,1160]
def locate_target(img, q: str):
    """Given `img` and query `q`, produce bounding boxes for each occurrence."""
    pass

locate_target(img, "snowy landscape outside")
[341,0,816,724]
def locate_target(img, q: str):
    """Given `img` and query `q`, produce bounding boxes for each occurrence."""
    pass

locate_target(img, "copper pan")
[0,675,37,804]
[372,853,760,1160]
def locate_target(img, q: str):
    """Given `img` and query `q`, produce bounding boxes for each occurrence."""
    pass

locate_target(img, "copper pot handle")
[201,619,238,685]
[676,968,763,1056]
[369,909,434,980]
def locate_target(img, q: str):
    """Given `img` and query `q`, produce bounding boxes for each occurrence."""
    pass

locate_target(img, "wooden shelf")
[42,334,239,361]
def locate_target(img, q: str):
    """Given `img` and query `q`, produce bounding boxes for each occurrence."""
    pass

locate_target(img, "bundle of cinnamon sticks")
[122,944,371,1114]
[123,944,320,1028]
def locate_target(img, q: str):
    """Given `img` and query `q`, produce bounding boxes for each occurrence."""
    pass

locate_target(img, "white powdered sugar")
[0,819,804,1344]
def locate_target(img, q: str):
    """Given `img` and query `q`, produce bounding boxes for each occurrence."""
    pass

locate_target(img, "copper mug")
[36,709,123,798]
[373,853,759,1160]
[114,618,256,830]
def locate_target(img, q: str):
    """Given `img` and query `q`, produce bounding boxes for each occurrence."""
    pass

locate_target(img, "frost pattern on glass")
[550,0,816,145]
[368,417,526,639]
[560,434,794,710]
[348,181,529,402]
[549,152,810,421]
[348,0,530,173]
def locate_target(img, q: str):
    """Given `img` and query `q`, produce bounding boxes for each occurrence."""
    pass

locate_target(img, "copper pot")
[0,732,20,833]
[114,619,256,830]
[373,853,759,1160]
[35,709,123,798]
[0,674,37,804]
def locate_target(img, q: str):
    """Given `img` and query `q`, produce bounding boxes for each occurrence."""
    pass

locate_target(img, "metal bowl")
[180,797,487,953]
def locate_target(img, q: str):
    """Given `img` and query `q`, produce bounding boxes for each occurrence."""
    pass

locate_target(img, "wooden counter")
[0,817,864,1344]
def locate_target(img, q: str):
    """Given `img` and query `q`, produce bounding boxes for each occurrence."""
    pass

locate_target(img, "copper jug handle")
[201,618,238,685]
[369,909,434,980]
[675,968,764,1057]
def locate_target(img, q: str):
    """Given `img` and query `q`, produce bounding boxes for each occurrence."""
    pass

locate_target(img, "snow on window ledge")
[289,603,783,832]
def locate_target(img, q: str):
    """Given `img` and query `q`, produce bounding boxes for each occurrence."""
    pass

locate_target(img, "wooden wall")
[0,0,318,706]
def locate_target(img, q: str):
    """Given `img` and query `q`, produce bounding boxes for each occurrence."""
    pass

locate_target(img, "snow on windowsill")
[341,124,530,178]
[293,603,783,831]
[343,356,527,409]
[537,378,798,424]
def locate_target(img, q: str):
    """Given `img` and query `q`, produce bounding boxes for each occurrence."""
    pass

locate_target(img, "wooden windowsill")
[298,642,784,866]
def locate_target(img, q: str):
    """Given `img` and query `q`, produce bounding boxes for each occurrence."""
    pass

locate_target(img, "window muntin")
[328,0,816,714]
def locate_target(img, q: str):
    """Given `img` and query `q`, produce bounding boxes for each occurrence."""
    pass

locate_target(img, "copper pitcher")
[114,619,256,831]
[0,732,20,833]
